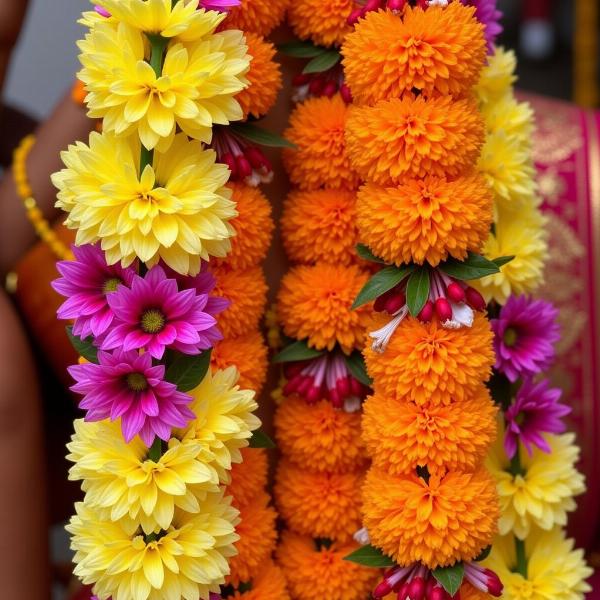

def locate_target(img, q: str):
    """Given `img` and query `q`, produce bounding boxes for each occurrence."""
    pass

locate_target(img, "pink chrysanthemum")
[102,266,222,359]
[504,378,570,459]
[201,0,240,10]
[491,295,560,382]
[462,0,503,52]
[68,349,195,445]
[52,244,135,339]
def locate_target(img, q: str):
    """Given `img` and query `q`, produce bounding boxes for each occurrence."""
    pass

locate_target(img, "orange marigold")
[362,467,499,568]
[224,0,288,36]
[355,173,493,267]
[362,385,497,476]
[277,532,379,600]
[460,584,490,600]
[236,33,282,119]
[215,183,273,270]
[228,490,278,586]
[213,264,268,338]
[283,95,360,191]
[277,263,370,353]
[345,95,485,184]
[274,396,365,473]
[211,330,268,393]
[275,461,364,542]
[342,4,486,105]
[281,188,358,266]
[227,447,268,508]
[225,561,290,600]
[287,0,353,47]
[364,314,494,405]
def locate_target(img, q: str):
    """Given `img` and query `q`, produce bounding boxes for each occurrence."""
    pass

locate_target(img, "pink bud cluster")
[292,72,353,104]
[211,126,273,187]
[283,353,369,410]
[347,0,429,25]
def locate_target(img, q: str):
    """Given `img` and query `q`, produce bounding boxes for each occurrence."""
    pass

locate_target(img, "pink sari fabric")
[521,93,600,562]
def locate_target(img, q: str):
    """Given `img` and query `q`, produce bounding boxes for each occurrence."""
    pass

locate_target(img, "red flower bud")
[374,288,396,312]
[364,0,383,11]
[408,577,426,600]
[330,389,343,408]
[309,77,325,96]
[347,8,363,25]
[283,362,305,379]
[292,73,311,87]
[221,152,237,178]
[306,385,321,404]
[283,374,303,395]
[446,281,465,303]
[245,145,267,170]
[323,81,338,98]
[340,83,353,103]
[398,582,410,600]
[235,155,252,179]
[384,292,406,315]
[435,297,453,322]
[349,376,363,396]
[430,586,448,600]
[418,299,434,322]
[296,376,313,396]
[337,375,351,398]
[484,569,503,597]
[386,0,406,9]
[465,286,486,311]
[373,579,393,598]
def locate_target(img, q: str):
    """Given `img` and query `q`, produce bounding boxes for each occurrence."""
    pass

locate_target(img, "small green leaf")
[344,545,396,568]
[230,123,296,148]
[344,351,372,387]
[164,349,212,392]
[277,41,326,58]
[273,340,324,363]
[303,50,341,74]
[475,546,492,562]
[433,563,465,596]
[493,255,515,268]
[356,243,386,264]
[439,252,501,280]
[352,265,414,310]
[249,429,276,449]
[406,267,430,316]
[66,326,99,363]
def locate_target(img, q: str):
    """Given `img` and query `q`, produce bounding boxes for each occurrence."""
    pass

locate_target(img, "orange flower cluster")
[340,4,500,571]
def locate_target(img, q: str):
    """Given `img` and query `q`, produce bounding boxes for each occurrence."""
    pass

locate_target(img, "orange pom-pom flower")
[225,561,291,600]
[227,447,268,507]
[287,0,353,47]
[224,0,288,36]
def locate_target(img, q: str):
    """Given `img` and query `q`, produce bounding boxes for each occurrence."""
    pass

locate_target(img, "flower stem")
[148,437,163,462]
[515,538,528,578]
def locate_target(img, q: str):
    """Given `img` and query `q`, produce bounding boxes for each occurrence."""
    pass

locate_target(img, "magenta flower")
[52,244,135,339]
[102,266,222,359]
[199,0,241,11]
[462,0,503,52]
[504,378,570,459]
[69,349,195,445]
[492,295,560,383]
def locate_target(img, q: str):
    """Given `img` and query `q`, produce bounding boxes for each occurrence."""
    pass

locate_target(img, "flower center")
[126,372,149,392]
[140,308,166,334]
[103,277,122,294]
[503,327,518,347]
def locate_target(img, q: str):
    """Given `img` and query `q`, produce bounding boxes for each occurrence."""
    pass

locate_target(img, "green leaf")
[249,429,276,449]
[493,255,516,268]
[66,326,98,363]
[273,340,323,363]
[277,41,326,58]
[352,265,414,310]
[439,252,501,280]
[230,123,296,148]
[406,267,430,316]
[475,545,492,562]
[344,545,396,568]
[164,349,212,392]
[303,50,341,74]
[433,563,465,596]
[355,243,386,264]
[344,351,372,387]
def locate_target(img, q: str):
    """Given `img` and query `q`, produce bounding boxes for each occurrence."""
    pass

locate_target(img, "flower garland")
[50,1,286,598]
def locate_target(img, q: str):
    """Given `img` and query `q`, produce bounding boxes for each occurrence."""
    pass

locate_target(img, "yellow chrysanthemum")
[215,183,273,270]
[178,367,261,482]
[275,461,364,542]
[486,430,585,540]
[277,532,379,600]
[362,384,497,476]
[67,419,219,534]
[277,263,371,353]
[475,46,517,105]
[52,132,236,275]
[236,32,282,119]
[483,528,592,600]
[283,94,360,191]
[281,188,358,266]
[228,491,278,586]
[481,94,534,144]
[226,447,268,508]
[356,173,493,267]
[274,396,365,473]
[287,0,353,47]
[225,561,290,600]
[342,4,486,105]
[225,0,289,36]
[364,314,495,406]
[67,495,239,600]
[78,18,249,149]
[96,0,225,40]
[213,264,268,338]
[362,467,499,568]
[473,203,548,304]
[346,95,485,185]
[211,330,268,394]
